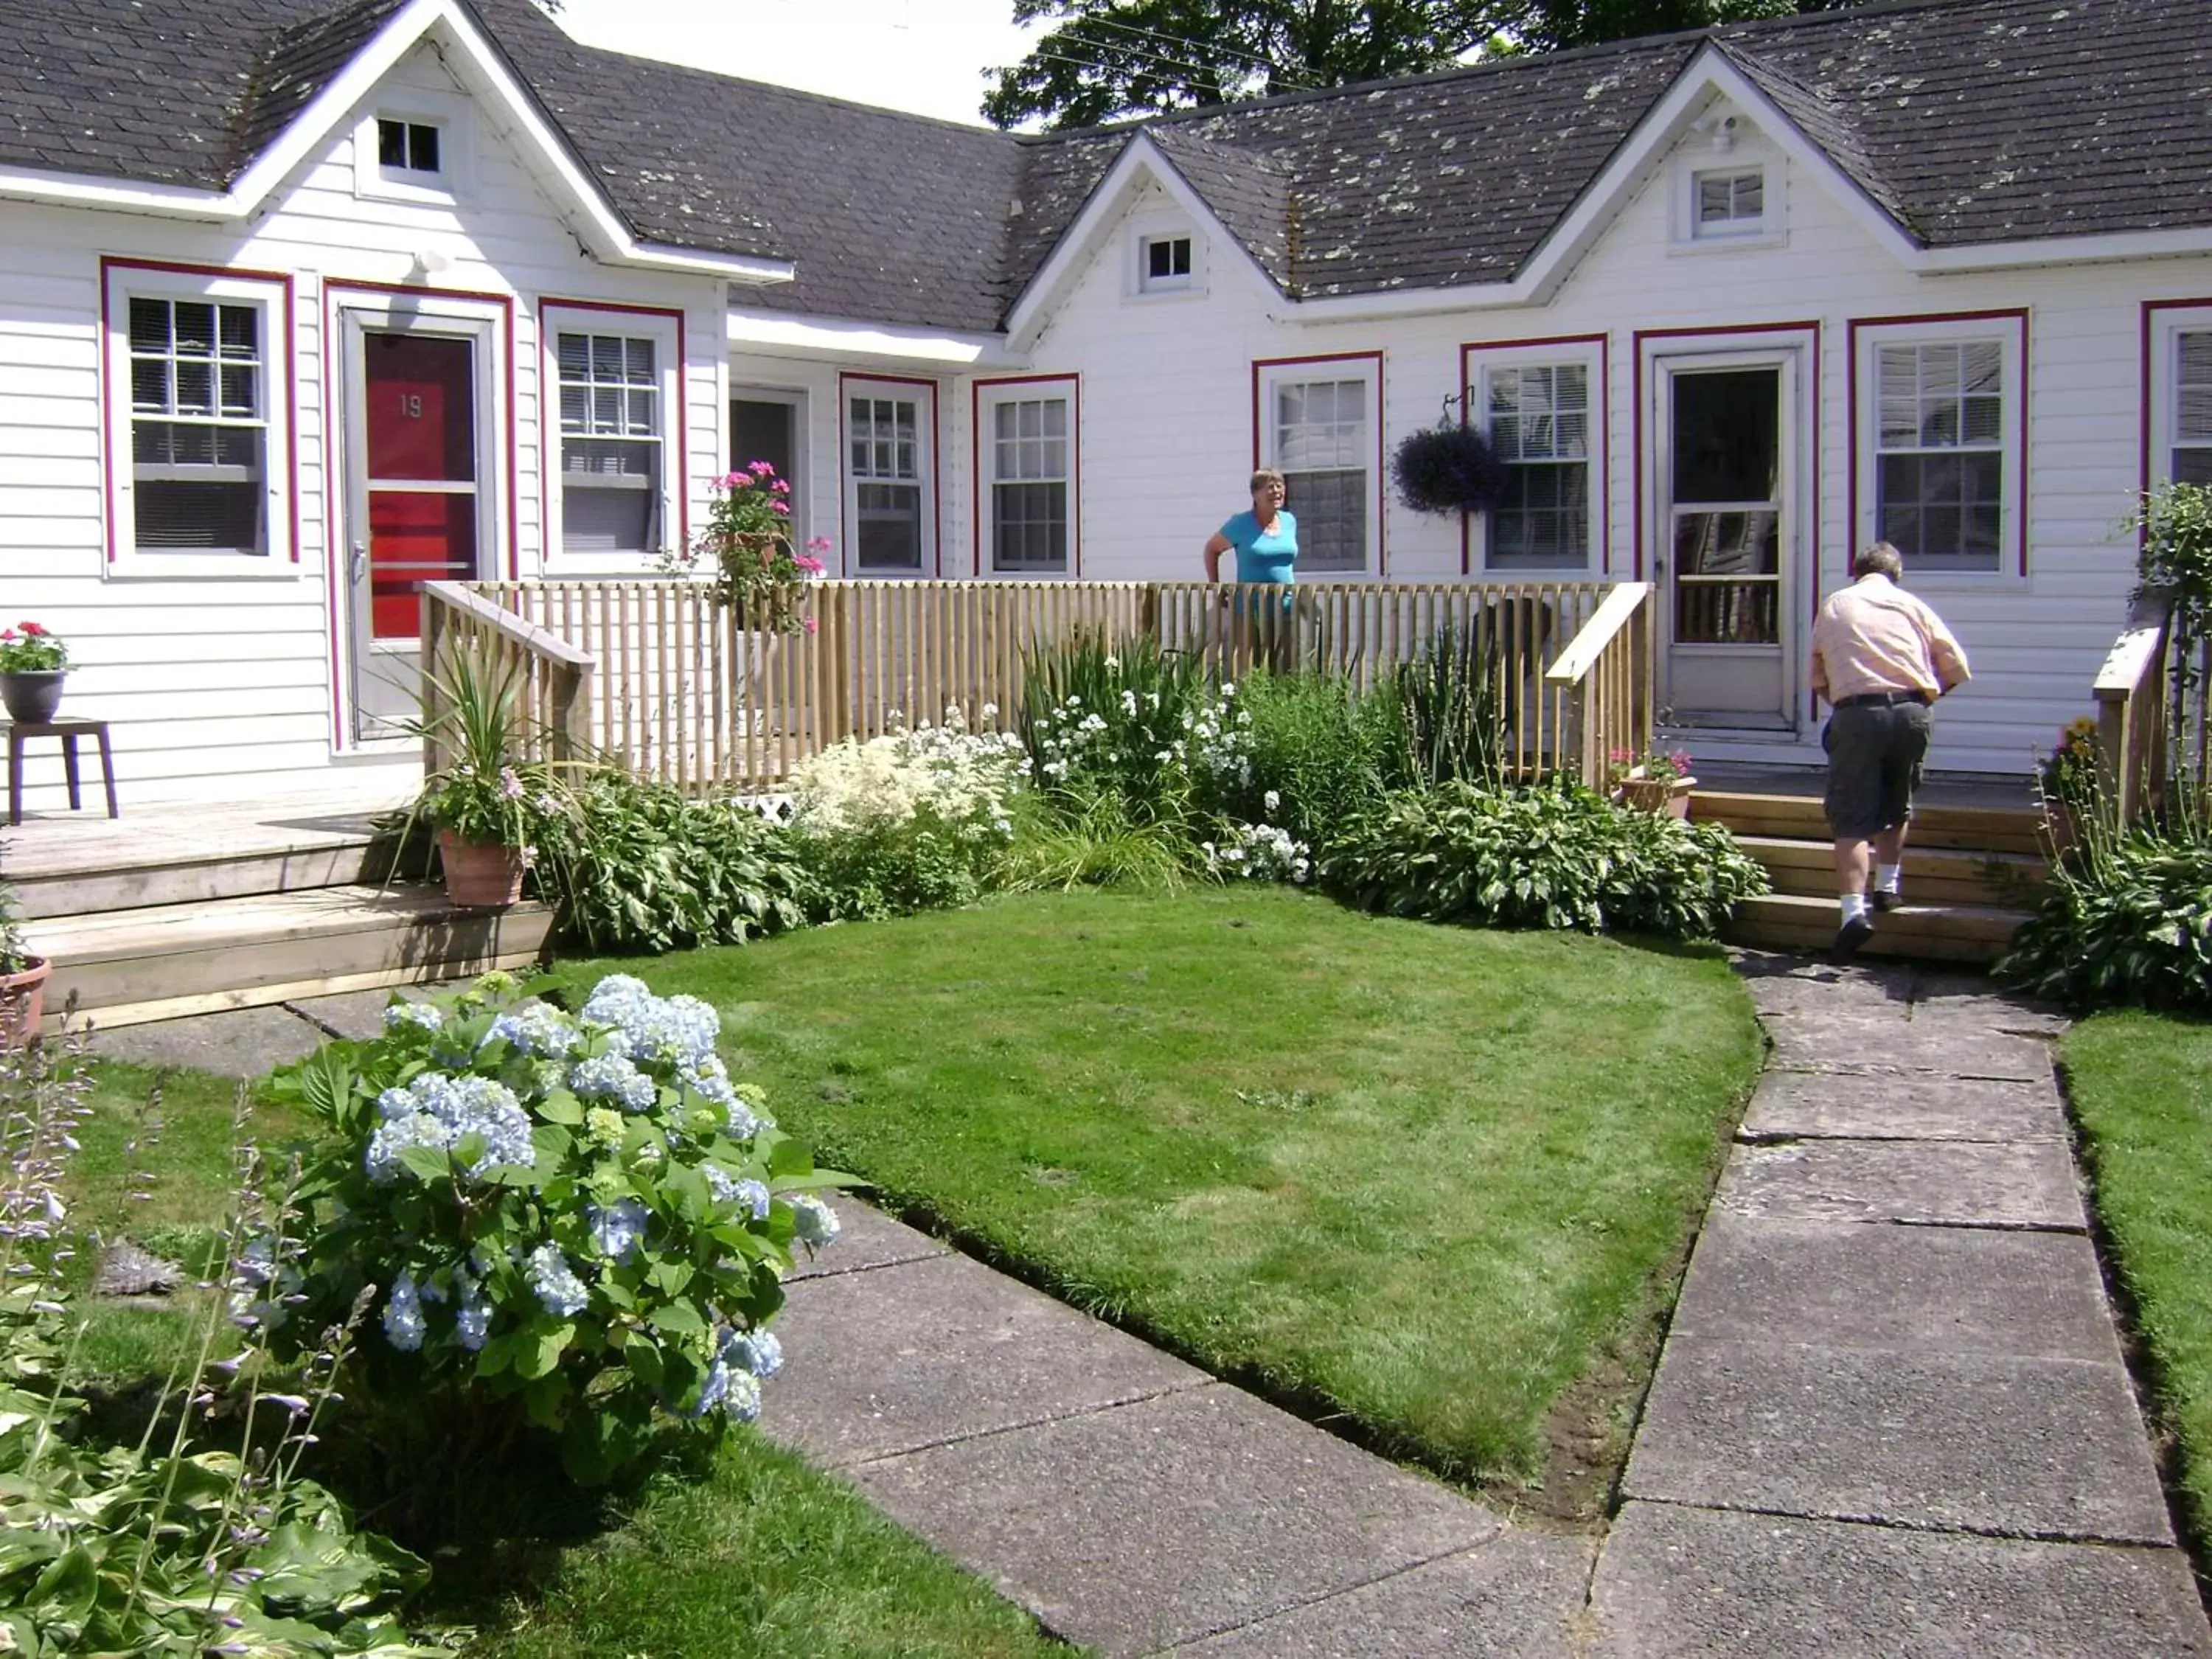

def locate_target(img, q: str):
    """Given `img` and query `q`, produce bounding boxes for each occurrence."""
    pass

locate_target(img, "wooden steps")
[1694,789,2046,967]
[13,837,378,920]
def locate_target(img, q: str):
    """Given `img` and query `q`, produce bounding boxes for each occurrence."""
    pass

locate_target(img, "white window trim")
[352,86,473,206]
[1670,118,1784,251]
[978,376,1079,579]
[102,262,295,579]
[2149,304,2212,489]
[1256,357,1382,580]
[540,305,684,577]
[730,383,810,556]
[1853,313,2028,586]
[1470,341,1605,574]
[843,376,937,578]
[1127,208,1207,303]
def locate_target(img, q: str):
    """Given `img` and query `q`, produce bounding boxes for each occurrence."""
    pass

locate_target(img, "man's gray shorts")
[1823,697,1933,841]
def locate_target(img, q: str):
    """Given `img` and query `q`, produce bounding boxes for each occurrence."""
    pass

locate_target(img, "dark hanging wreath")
[1391,419,1511,518]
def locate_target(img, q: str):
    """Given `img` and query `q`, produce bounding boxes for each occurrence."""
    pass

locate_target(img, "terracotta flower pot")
[0,670,65,724]
[1615,773,1697,818]
[1,956,51,1048]
[437,831,526,908]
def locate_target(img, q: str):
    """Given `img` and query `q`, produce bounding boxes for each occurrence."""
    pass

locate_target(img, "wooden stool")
[8,719,119,827]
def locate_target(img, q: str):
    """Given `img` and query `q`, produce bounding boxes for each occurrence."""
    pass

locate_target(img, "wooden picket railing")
[2094,608,2174,824]
[461,577,1635,793]
[1544,581,1655,785]
[420,582,596,773]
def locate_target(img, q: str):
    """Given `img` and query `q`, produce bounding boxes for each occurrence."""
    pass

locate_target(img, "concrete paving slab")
[1910,974,2070,1037]
[1759,1017,2050,1080]
[1733,962,1916,1021]
[1742,1070,2069,1142]
[90,1003,325,1077]
[1714,1138,2083,1229]
[1624,1341,2173,1543]
[1669,1214,2119,1362]
[1163,1531,1596,1658]
[285,987,425,1042]
[781,1199,948,1281]
[770,1250,1208,1467]
[849,1383,1502,1656]
[1592,1502,2210,1658]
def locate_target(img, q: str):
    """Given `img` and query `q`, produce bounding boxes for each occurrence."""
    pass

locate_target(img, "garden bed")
[557,886,1764,1510]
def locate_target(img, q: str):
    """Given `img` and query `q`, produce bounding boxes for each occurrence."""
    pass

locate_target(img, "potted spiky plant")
[407,639,569,908]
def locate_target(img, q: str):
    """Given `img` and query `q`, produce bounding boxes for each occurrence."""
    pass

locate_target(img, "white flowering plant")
[1018,633,1252,823]
[1202,814,1312,883]
[787,705,1027,918]
[267,971,852,1486]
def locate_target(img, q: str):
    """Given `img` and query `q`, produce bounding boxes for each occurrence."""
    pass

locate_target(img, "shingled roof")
[0,0,2206,334]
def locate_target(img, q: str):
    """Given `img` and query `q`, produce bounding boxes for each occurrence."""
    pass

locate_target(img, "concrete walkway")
[88,962,2212,1655]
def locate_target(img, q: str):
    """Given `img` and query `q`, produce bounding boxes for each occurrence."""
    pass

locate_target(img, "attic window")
[377,118,442,177]
[1692,167,1765,237]
[1141,234,1194,293]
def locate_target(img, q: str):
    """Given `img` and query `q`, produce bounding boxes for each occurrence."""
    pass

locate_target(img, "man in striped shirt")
[1809,542,1972,965]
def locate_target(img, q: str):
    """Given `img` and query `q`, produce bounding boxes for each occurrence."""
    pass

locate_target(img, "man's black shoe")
[1871,886,1902,913]
[1832,914,1875,966]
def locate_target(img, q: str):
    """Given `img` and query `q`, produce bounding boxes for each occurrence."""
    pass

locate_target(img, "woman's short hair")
[1249,467,1286,494]
[1853,542,1904,580]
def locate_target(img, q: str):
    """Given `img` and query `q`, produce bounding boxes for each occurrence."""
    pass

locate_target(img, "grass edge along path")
[560,886,1765,1515]
[2062,1011,2212,1577]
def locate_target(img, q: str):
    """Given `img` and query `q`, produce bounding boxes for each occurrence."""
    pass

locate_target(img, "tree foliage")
[983,0,1868,130]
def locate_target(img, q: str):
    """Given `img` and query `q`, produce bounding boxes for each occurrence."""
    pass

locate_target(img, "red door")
[365,334,477,639]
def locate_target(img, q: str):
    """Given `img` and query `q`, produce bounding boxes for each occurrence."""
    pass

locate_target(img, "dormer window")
[377,118,442,178]
[1693,167,1764,237]
[1141,234,1193,293]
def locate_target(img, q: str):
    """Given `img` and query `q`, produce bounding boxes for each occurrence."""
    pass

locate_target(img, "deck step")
[13,837,382,920]
[1729,835,2047,908]
[26,884,551,1032]
[1722,892,2031,967]
[1692,790,2048,857]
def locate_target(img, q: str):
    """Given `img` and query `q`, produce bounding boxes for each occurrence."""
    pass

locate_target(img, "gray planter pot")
[0,670,65,725]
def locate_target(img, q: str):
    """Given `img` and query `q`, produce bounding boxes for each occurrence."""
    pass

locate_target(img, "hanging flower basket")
[1391,424,1511,517]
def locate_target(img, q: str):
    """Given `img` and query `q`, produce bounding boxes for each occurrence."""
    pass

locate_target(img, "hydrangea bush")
[270,973,850,1485]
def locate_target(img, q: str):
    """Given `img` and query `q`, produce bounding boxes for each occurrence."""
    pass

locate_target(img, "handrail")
[422,581,597,669]
[1544,582,1655,786]
[1543,581,1654,688]
[420,580,599,774]
[2090,599,2171,827]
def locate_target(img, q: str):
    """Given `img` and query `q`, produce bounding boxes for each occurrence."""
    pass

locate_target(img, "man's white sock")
[1840,892,1870,924]
[1875,863,1902,893]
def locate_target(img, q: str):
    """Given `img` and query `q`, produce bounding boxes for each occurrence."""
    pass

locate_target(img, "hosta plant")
[268,972,852,1486]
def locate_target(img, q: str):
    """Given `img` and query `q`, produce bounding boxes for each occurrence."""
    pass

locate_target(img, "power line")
[1018,29,1306,94]
[1077,12,1314,83]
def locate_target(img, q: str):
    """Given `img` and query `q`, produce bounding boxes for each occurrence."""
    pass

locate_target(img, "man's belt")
[1834,689,1930,709]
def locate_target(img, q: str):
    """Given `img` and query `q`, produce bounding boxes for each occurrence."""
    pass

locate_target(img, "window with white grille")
[1484,362,1592,570]
[847,384,931,573]
[377,118,442,178]
[128,296,269,556]
[1872,339,2009,572]
[984,386,1074,574]
[2177,331,2212,488]
[1265,368,1377,574]
[1692,167,1765,237]
[557,332,661,556]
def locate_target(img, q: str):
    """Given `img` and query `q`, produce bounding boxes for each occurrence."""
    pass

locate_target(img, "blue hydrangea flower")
[692,1359,764,1422]
[588,1197,649,1264]
[625,992,720,1069]
[487,1002,582,1060]
[383,1000,443,1034]
[383,1272,426,1352]
[704,1165,772,1220]
[455,1288,490,1350]
[567,1051,658,1113]
[364,1074,534,1183]
[526,1242,589,1318]
[788,1194,841,1248]
[581,973,655,1030]
[720,1325,782,1379]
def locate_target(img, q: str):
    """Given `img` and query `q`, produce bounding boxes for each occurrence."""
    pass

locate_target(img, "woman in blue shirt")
[1203,468,1300,671]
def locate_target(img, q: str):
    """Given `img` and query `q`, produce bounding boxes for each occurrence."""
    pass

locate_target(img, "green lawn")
[557,886,1764,1503]
[2062,1011,2212,1564]
[56,1060,1071,1659]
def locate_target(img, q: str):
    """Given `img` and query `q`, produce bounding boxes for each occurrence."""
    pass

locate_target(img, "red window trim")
[971,372,1082,579]
[539,297,692,563]
[838,370,942,579]
[97,256,300,568]
[1458,333,1610,578]
[2140,296,2212,506]
[1249,349,1388,576]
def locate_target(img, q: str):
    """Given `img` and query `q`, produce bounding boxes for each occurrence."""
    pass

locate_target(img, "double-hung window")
[1483,361,1594,570]
[981,380,1075,574]
[555,330,662,557]
[846,379,933,574]
[1260,359,1379,575]
[1868,333,2014,573]
[2175,330,2212,487]
[102,262,293,571]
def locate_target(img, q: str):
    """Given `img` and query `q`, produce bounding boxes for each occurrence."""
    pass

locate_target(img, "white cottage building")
[1,0,2208,806]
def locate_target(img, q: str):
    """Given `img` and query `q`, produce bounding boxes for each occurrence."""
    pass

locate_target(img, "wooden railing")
[2094,608,2174,824]
[420,581,597,774]
[465,577,1632,793]
[1543,581,1656,785]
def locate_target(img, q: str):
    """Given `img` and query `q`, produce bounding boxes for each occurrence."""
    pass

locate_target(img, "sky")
[554,0,1042,128]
